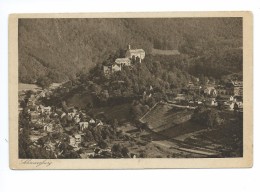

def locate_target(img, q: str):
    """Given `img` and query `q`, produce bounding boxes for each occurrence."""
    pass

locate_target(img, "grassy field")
[19,83,41,92]
[151,48,180,56]
[19,83,61,92]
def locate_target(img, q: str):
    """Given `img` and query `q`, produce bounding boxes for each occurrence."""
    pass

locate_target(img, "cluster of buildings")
[19,83,116,158]
[103,44,145,75]
[186,80,243,111]
[202,80,243,98]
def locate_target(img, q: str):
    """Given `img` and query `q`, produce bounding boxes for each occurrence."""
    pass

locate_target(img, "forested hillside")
[18,17,242,83]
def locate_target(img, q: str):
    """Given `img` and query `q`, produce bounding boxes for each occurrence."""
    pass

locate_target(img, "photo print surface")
[9,12,253,169]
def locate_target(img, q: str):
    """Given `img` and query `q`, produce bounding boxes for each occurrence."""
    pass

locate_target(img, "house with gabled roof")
[103,63,122,76]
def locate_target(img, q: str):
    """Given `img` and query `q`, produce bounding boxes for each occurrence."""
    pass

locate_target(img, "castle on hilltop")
[103,44,145,76]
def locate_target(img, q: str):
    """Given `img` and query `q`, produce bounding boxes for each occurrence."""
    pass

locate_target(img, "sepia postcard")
[9,12,253,169]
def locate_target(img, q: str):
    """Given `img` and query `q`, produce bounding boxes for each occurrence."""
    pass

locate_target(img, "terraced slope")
[140,102,193,132]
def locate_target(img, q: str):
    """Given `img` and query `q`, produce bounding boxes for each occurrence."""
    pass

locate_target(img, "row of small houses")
[19,81,107,147]
[187,80,243,97]
[19,83,114,157]
[203,85,243,97]
[205,97,243,110]
[26,105,133,158]
[203,82,243,111]
[169,92,243,111]
[29,109,108,152]
[29,105,104,132]
[21,96,107,149]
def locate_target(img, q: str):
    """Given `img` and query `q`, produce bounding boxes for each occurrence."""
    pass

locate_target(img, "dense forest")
[18,17,243,84]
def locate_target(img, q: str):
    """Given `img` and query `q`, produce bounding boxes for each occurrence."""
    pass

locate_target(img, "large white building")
[103,44,145,76]
[125,44,145,63]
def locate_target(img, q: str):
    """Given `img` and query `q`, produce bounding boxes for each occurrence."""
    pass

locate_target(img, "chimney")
[128,44,131,50]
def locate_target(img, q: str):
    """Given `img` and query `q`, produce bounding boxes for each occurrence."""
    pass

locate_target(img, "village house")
[175,94,186,103]
[234,86,243,96]
[236,101,243,109]
[142,91,153,101]
[217,86,234,96]
[30,111,41,123]
[187,81,194,87]
[89,118,95,125]
[222,100,242,111]
[61,112,66,119]
[233,81,243,96]
[103,63,122,75]
[38,105,52,114]
[27,95,36,106]
[44,106,52,114]
[205,98,218,106]
[68,134,83,149]
[111,63,122,72]
[44,141,56,152]
[187,81,199,90]
[74,115,81,124]
[74,134,81,144]
[79,122,89,131]
[69,136,77,147]
[30,134,43,143]
[204,86,217,96]
[43,123,54,132]
[219,80,243,97]
[232,80,243,87]
[80,149,95,158]
[225,101,235,110]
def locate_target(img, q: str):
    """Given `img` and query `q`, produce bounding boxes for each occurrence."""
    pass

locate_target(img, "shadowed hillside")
[18,18,242,83]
